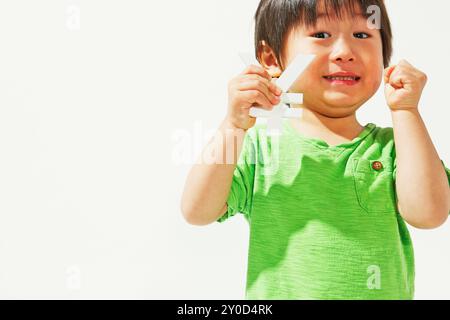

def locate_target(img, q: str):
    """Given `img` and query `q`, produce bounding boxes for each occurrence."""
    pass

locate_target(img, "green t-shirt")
[217,119,450,300]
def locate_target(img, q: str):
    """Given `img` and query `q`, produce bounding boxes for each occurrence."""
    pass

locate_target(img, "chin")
[324,99,359,109]
[322,93,363,108]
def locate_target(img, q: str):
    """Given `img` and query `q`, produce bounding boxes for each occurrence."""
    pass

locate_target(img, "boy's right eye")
[312,32,331,39]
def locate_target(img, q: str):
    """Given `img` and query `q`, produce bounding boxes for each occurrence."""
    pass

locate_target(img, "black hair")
[254,0,392,69]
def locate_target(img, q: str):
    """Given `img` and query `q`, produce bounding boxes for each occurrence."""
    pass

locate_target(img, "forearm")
[391,109,449,229]
[180,118,247,225]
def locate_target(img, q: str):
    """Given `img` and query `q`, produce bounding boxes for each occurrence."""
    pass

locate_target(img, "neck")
[294,108,366,140]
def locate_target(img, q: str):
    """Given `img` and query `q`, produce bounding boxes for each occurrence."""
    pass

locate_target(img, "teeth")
[325,76,359,81]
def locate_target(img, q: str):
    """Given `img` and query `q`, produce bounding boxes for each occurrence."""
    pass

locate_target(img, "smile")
[323,75,361,85]
[323,76,360,81]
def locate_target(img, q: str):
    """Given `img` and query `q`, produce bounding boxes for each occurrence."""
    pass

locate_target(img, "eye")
[354,32,370,39]
[312,32,331,39]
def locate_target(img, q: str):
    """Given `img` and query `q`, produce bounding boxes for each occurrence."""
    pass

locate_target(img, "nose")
[330,37,355,63]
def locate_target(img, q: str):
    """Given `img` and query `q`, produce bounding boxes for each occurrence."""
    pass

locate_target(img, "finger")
[397,60,418,76]
[398,59,413,67]
[240,74,279,94]
[384,65,396,84]
[238,75,281,103]
[241,64,271,81]
[266,78,282,95]
[239,74,281,101]
[237,78,281,105]
[392,66,426,86]
[239,90,277,110]
[412,70,428,83]
[241,71,283,96]
[389,71,405,89]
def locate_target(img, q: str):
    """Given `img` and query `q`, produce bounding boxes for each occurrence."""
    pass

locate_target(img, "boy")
[181,0,450,299]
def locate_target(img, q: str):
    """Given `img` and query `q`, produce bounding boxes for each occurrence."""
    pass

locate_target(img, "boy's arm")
[391,109,449,229]
[384,60,449,229]
[180,118,247,226]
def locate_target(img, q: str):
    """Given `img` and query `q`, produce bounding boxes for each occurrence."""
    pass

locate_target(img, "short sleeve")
[216,131,256,223]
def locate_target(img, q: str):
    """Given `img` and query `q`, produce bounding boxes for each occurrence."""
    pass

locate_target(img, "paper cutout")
[238,52,315,135]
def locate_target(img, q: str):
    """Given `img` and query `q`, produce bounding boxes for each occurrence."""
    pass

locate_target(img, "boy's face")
[264,8,384,117]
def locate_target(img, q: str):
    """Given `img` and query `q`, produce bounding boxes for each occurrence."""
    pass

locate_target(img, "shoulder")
[362,123,397,162]
[369,124,395,147]
[244,122,270,147]
[247,122,267,137]
[246,120,291,142]
[372,124,394,140]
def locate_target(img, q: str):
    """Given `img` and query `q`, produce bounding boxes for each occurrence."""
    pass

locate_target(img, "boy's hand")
[384,59,427,111]
[226,65,282,130]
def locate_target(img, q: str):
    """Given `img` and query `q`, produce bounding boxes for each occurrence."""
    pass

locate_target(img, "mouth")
[323,73,361,86]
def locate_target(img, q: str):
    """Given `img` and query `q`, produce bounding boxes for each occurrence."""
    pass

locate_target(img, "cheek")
[363,45,384,86]
[365,64,383,92]
[288,70,314,93]
[293,59,326,90]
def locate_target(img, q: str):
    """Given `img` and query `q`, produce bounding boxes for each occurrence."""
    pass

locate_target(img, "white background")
[0,0,448,299]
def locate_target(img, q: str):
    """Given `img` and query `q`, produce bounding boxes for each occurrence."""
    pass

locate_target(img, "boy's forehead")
[287,3,372,36]
[316,0,363,15]
[316,12,367,24]
[298,10,367,29]
[289,10,369,37]
[317,12,365,19]
[314,1,366,23]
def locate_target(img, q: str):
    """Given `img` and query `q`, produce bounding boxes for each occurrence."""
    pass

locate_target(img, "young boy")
[181,0,450,299]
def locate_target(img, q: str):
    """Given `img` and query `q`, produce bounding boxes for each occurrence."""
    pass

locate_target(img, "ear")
[258,41,283,78]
